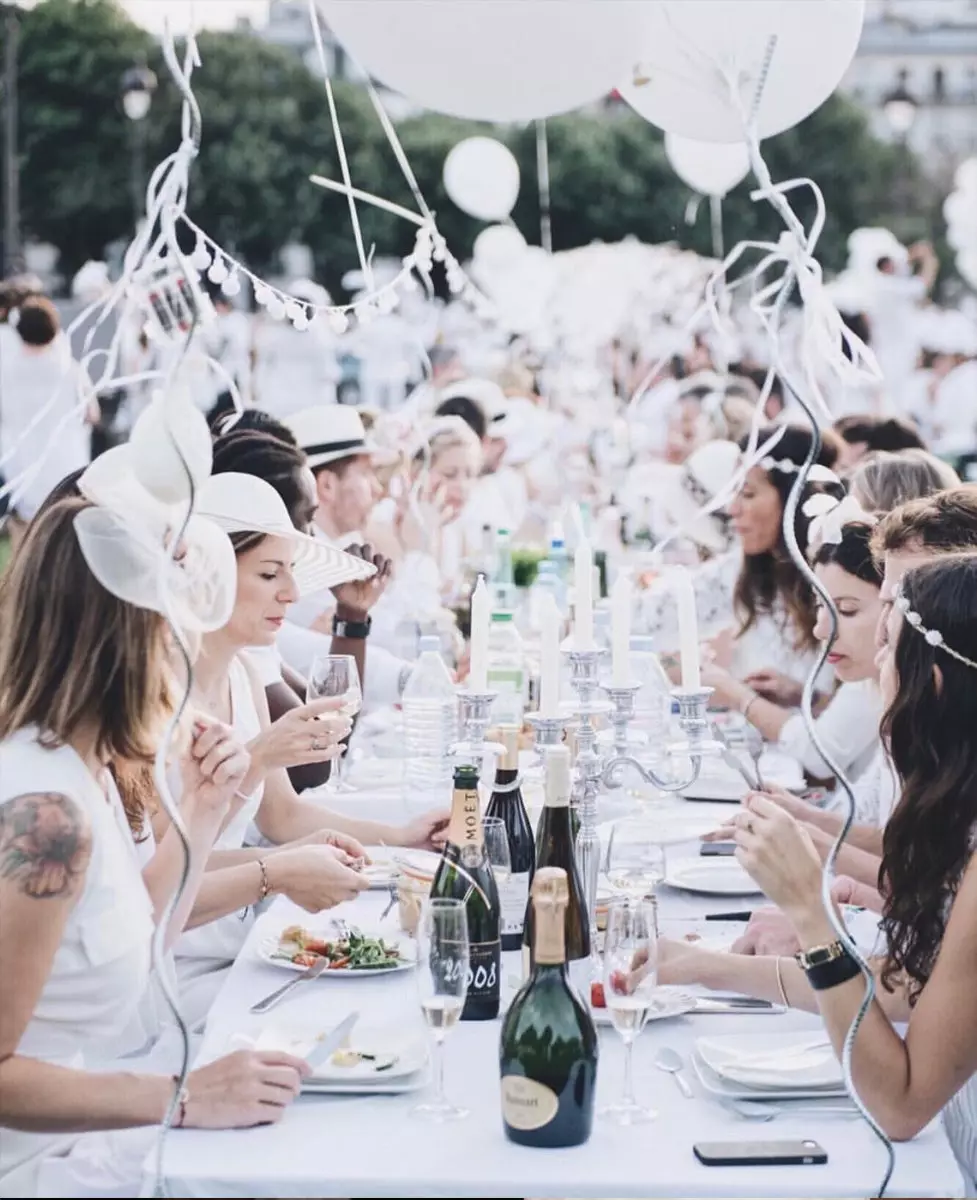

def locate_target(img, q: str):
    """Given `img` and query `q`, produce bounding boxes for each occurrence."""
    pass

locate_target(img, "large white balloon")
[619,0,866,143]
[473,223,528,269]
[665,133,750,196]
[321,0,643,122]
[444,137,520,222]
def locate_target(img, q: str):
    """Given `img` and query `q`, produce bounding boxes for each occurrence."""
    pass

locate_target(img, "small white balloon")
[958,250,977,290]
[620,0,866,142]
[207,257,229,285]
[190,240,212,271]
[321,0,643,122]
[954,157,977,196]
[266,295,287,321]
[665,133,751,197]
[129,390,213,506]
[473,223,528,268]
[444,137,520,222]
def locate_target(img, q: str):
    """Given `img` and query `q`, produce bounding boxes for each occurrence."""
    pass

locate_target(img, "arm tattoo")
[0,793,90,899]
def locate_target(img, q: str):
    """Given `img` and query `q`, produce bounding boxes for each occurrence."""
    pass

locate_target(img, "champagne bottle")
[486,727,535,952]
[429,763,501,1021]
[523,746,591,996]
[500,867,598,1148]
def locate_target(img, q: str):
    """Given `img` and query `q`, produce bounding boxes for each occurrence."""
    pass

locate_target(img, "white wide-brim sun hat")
[195,472,376,596]
[659,439,742,554]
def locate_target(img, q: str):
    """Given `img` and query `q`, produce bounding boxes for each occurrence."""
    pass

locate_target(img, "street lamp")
[883,68,918,138]
[120,64,157,227]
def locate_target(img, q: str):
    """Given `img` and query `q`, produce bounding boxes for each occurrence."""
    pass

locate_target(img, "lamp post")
[2,3,21,277]
[120,63,157,229]
[882,68,918,141]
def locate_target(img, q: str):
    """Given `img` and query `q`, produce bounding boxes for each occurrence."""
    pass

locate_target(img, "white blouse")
[0,727,154,1198]
[778,679,882,783]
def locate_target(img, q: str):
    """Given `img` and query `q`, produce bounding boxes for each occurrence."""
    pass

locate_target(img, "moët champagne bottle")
[500,866,599,1148]
[486,727,535,952]
[429,763,501,1020]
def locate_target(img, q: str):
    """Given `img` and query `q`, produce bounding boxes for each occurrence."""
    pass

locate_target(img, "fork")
[725,1098,858,1121]
[379,885,398,921]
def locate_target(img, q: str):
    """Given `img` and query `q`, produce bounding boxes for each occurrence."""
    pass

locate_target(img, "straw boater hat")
[286,407,377,471]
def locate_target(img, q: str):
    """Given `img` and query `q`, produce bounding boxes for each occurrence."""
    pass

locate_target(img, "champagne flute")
[307,654,362,792]
[482,815,512,888]
[413,898,470,1122]
[604,818,667,900]
[600,897,659,1125]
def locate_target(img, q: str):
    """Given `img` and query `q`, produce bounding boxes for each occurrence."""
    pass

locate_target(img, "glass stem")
[623,1036,636,1107]
[432,1036,446,1105]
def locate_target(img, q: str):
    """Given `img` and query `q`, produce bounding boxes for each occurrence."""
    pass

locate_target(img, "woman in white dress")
[635,425,843,690]
[660,553,977,1189]
[0,499,309,1198]
[169,472,450,1019]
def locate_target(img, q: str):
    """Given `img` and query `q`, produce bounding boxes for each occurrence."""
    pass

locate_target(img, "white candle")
[539,593,562,716]
[671,566,701,691]
[469,576,490,691]
[574,536,594,649]
[611,572,632,686]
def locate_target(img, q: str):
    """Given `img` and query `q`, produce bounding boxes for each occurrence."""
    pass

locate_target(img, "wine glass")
[482,816,512,887]
[307,654,362,792]
[600,897,659,1125]
[413,898,470,1122]
[604,818,667,900]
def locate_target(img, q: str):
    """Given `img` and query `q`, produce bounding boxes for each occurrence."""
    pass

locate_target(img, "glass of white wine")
[307,654,362,792]
[604,818,667,900]
[482,816,512,888]
[600,896,659,1125]
[413,898,470,1122]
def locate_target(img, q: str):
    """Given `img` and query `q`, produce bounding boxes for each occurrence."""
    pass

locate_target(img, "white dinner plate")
[255,1024,428,1083]
[662,858,762,896]
[696,1031,844,1091]
[256,932,417,976]
[590,986,697,1026]
[692,1049,849,1102]
[597,811,720,849]
[358,850,398,889]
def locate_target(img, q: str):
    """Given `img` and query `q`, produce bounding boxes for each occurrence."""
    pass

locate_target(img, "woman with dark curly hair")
[658,553,977,1182]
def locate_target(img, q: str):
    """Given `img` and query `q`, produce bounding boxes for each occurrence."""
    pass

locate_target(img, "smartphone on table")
[694,1139,828,1167]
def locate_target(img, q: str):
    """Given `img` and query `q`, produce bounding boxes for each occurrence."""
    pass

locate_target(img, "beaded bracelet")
[170,1077,189,1127]
[257,857,270,904]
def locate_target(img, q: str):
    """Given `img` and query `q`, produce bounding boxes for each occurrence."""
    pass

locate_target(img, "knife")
[304,1012,360,1073]
[711,725,760,790]
[250,955,330,1015]
[693,996,780,1013]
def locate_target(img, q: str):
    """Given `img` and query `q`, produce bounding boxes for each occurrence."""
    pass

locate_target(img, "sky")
[122,0,271,33]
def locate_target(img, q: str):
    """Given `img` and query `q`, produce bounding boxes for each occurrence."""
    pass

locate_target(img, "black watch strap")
[799,948,862,992]
[332,614,372,639]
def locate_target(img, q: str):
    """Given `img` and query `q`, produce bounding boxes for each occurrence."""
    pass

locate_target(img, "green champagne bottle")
[486,727,535,952]
[429,763,501,1020]
[523,745,591,998]
[500,867,599,1147]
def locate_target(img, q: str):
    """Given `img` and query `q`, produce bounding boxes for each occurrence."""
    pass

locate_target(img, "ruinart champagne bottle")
[500,867,598,1148]
[486,727,535,952]
[523,745,591,996]
[429,763,501,1020]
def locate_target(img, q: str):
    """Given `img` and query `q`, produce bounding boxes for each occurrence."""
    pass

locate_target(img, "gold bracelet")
[170,1076,189,1127]
[257,857,270,903]
[774,955,790,1007]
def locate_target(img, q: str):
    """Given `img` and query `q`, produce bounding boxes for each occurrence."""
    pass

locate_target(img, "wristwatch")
[332,613,372,639]
[795,940,862,991]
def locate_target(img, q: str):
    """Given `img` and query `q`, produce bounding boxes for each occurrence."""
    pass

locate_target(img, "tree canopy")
[14,0,938,290]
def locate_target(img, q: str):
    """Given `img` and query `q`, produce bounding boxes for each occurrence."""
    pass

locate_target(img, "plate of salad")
[257,925,416,975]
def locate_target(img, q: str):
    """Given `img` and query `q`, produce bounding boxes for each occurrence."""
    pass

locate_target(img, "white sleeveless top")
[0,727,154,1198]
[175,657,265,1016]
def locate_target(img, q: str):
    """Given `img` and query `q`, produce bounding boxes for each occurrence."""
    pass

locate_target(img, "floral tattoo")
[0,793,90,899]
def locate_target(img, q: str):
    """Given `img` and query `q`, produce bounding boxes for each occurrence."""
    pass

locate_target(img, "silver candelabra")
[455,689,498,779]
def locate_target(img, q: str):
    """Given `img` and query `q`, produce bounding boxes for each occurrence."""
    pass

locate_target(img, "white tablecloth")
[153,792,964,1199]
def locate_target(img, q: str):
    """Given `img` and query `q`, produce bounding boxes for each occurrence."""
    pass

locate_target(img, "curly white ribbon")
[803,492,876,546]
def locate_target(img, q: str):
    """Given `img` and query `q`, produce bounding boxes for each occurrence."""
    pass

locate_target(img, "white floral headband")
[802,492,876,546]
[893,583,977,671]
[760,457,841,487]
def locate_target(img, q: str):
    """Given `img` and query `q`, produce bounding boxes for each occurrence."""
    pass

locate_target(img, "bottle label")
[463,938,500,1012]
[501,1075,559,1131]
[499,872,530,938]
[447,786,484,852]
[533,904,566,966]
[487,668,526,725]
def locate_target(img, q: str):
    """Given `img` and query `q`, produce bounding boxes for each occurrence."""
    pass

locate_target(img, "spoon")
[725,1098,858,1121]
[654,1047,693,1098]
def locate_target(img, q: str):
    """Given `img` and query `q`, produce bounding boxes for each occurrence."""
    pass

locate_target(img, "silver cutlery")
[304,1011,360,1073]
[693,996,781,1014]
[250,955,330,1014]
[711,725,759,790]
[654,1047,693,1098]
[379,885,398,922]
[743,726,766,791]
[724,1097,857,1122]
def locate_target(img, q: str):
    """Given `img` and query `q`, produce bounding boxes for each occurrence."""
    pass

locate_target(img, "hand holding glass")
[307,654,361,789]
[601,897,659,1125]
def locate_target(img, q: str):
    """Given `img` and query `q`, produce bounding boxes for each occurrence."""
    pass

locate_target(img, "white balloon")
[665,133,751,197]
[321,0,643,122]
[619,0,866,142]
[958,250,977,291]
[473,223,528,268]
[129,390,213,506]
[954,157,977,196]
[443,137,520,222]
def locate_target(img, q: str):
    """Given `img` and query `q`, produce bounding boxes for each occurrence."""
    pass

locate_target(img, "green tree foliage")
[13,0,936,290]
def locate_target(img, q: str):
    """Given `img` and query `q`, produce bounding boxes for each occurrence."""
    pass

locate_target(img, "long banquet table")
[152,790,964,1198]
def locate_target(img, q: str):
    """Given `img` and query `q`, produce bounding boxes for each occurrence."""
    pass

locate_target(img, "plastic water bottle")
[548,525,569,608]
[493,528,515,610]
[630,634,673,753]
[526,560,561,633]
[402,636,458,793]
[487,611,527,727]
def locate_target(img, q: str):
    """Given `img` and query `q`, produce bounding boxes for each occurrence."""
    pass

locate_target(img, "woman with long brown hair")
[659,553,977,1186]
[0,499,309,1198]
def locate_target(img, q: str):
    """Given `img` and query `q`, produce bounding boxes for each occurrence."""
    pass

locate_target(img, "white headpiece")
[761,457,841,487]
[802,492,876,547]
[893,583,977,671]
